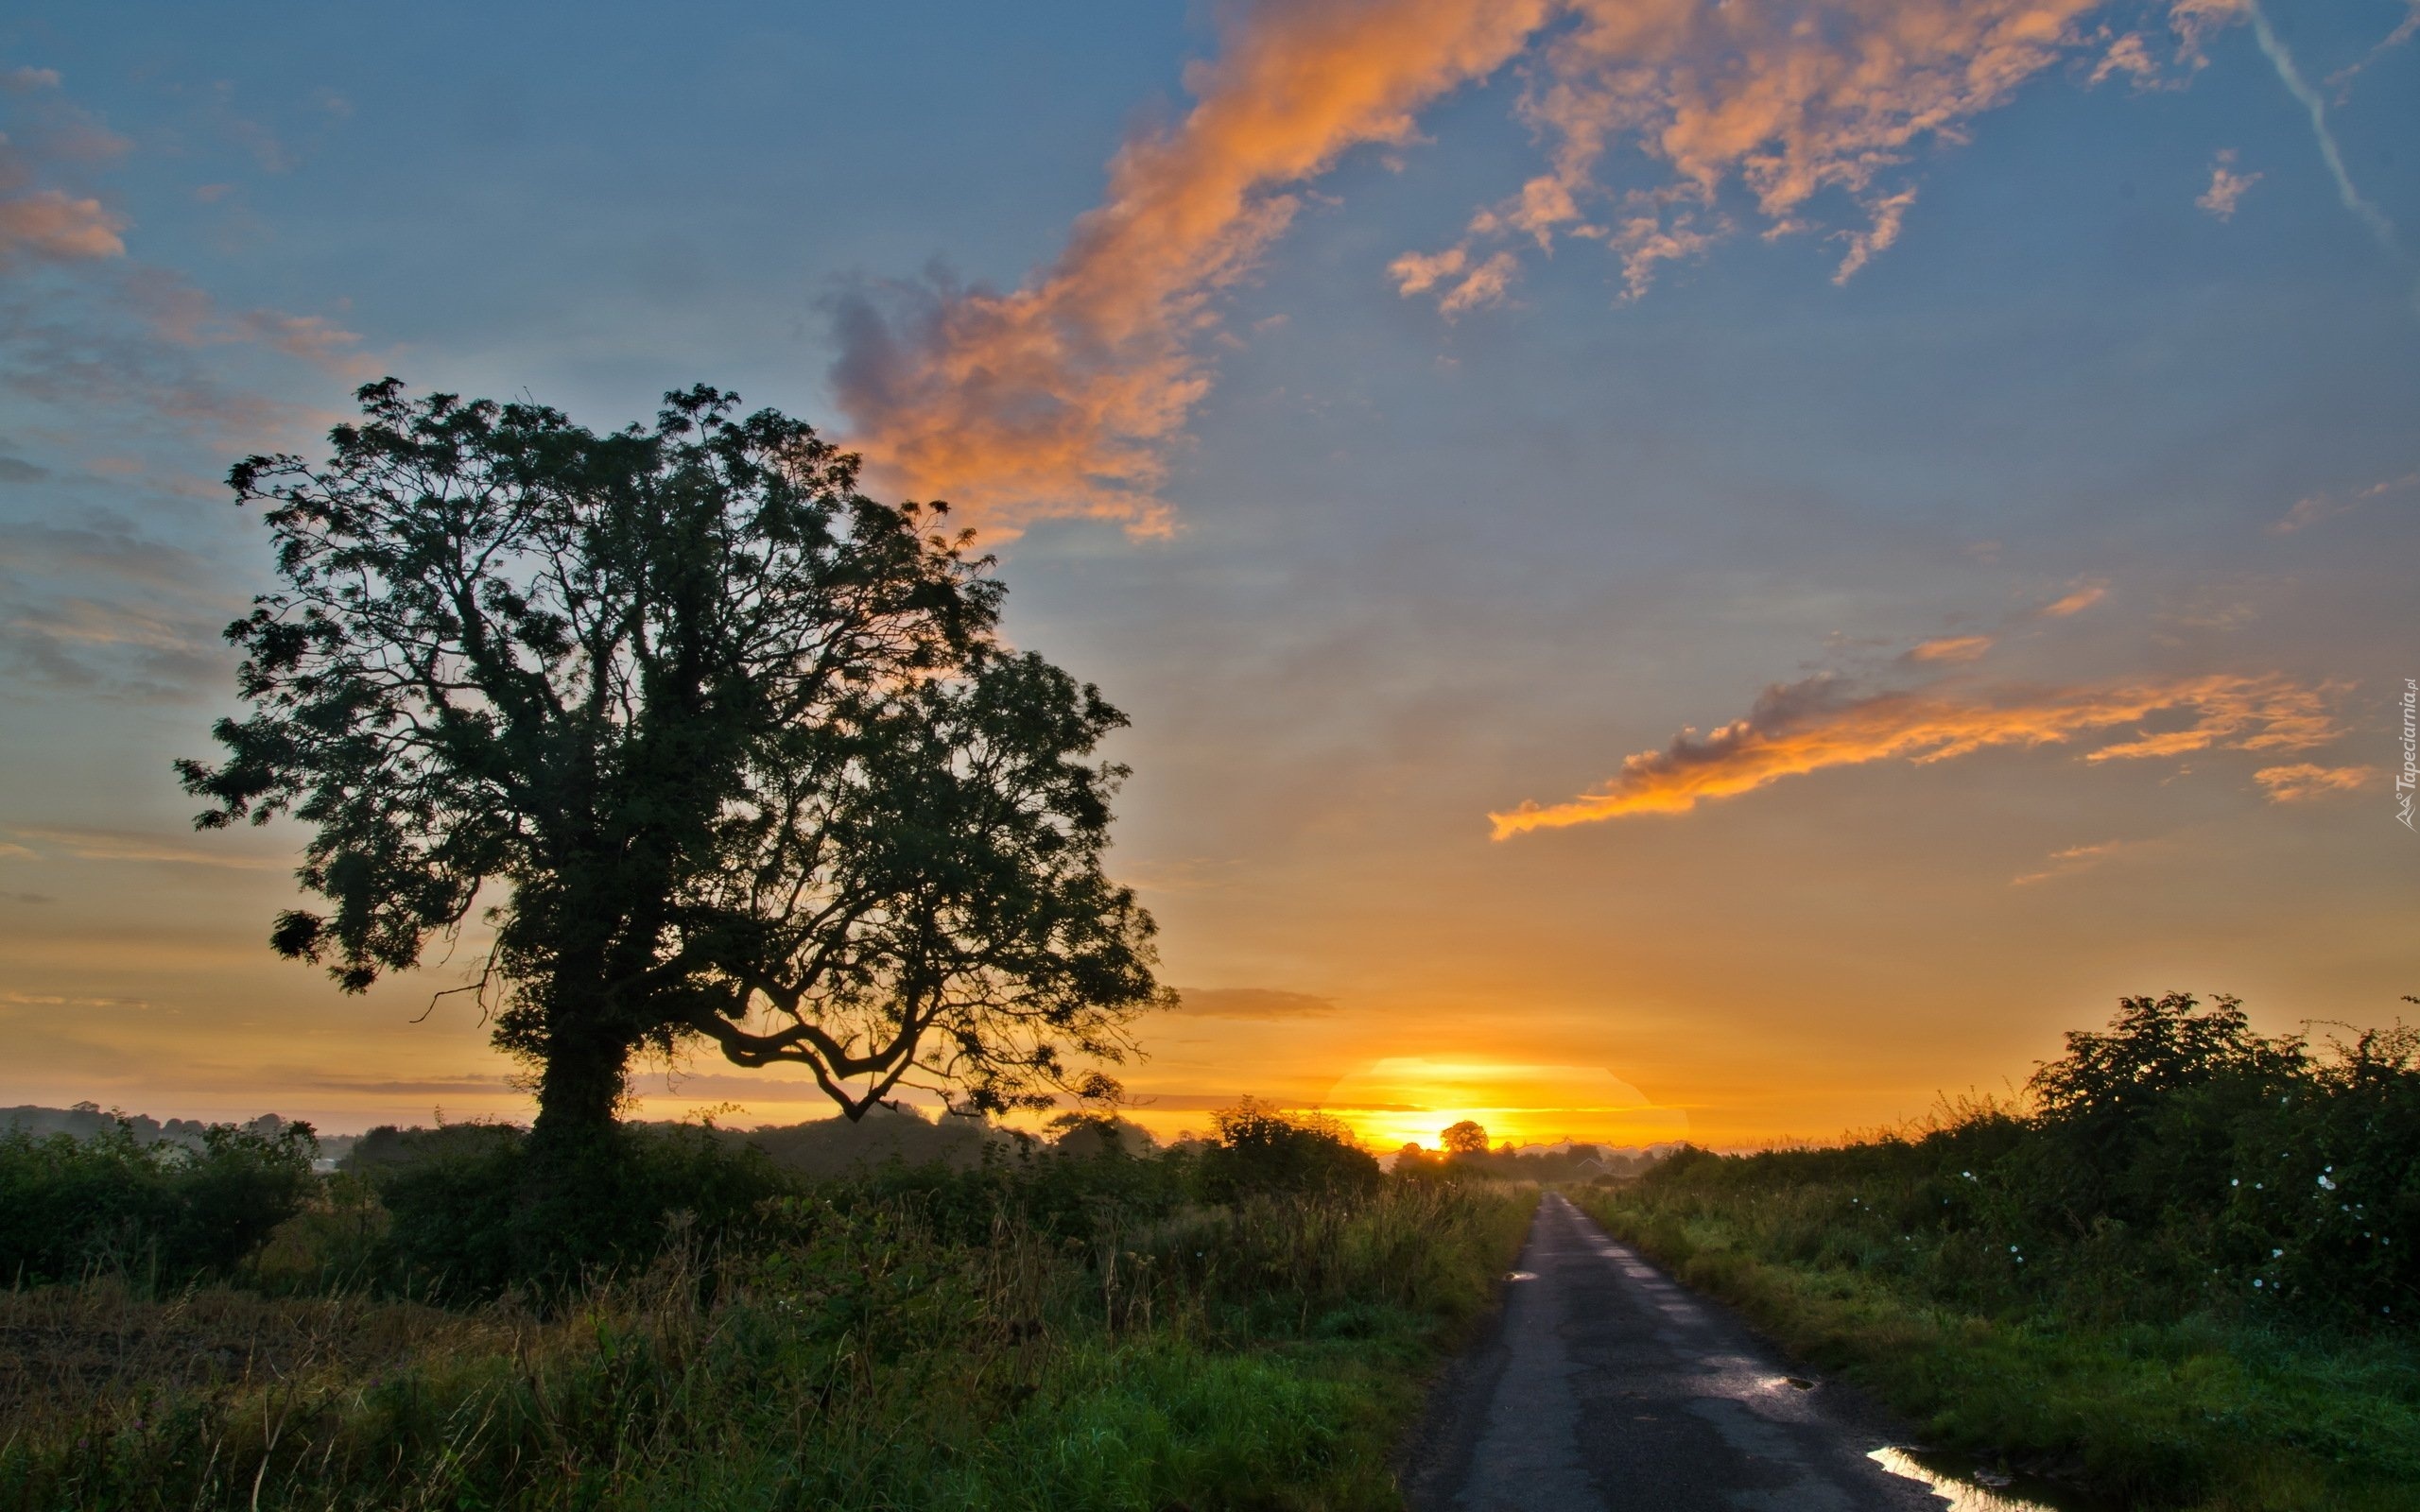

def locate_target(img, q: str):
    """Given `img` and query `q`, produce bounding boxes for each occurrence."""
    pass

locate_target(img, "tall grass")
[1573,992,2420,1512]
[0,1172,1534,1510]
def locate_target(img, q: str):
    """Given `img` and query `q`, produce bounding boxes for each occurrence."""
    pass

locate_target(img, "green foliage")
[0,1143,1537,1511]
[1575,991,2420,1511]
[0,1120,318,1287]
[354,1122,799,1301]
[180,380,1164,1145]
[1194,1099,1382,1203]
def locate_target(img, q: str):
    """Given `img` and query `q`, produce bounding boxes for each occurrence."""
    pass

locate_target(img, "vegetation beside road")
[0,1101,1534,1511]
[1579,992,2420,1512]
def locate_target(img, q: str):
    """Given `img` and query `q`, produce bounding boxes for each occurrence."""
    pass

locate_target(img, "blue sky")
[1,1,2413,1143]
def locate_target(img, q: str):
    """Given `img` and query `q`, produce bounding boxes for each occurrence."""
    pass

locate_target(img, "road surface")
[1402,1192,2003,1512]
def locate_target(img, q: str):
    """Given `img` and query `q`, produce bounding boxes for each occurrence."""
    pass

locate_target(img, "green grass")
[1575,1183,2420,1512]
[0,1177,1537,1511]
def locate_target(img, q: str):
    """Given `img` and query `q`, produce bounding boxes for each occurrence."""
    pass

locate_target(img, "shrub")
[1625,994,2420,1330]
[1194,1099,1381,1202]
[365,1121,800,1300]
[0,1120,318,1286]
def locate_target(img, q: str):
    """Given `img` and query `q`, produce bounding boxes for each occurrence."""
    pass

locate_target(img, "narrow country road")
[1402,1192,1976,1512]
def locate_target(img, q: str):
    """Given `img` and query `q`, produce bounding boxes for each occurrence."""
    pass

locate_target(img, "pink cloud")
[0,187,126,265]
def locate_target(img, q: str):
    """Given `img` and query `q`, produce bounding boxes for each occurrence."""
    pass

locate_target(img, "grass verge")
[1575,1184,2419,1512]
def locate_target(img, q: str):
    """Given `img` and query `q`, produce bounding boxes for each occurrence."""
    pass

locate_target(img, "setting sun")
[1315,1058,1690,1151]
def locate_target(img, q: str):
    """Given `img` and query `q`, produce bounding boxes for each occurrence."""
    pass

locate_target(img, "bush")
[364,1121,801,1300]
[1194,1099,1381,1202]
[0,1120,318,1286]
[1621,994,2419,1330]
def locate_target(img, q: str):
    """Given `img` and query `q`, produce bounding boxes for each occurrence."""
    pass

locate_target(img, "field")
[0,1110,1534,1512]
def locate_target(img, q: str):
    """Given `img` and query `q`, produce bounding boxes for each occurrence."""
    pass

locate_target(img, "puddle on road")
[1869,1447,2101,1512]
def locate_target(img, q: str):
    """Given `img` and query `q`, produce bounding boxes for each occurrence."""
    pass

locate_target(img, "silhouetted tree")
[181,381,1166,1174]
[1440,1119,1488,1156]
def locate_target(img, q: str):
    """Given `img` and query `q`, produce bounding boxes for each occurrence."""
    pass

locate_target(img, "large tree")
[180,380,1164,1155]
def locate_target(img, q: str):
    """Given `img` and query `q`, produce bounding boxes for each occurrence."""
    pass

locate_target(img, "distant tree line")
[1397,1120,1668,1184]
[0,1094,1401,1298]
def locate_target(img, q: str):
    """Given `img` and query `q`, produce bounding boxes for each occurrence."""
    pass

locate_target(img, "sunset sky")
[2,0,2413,1150]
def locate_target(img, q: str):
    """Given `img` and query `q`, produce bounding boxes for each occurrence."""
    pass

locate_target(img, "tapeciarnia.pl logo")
[2398,677,2416,832]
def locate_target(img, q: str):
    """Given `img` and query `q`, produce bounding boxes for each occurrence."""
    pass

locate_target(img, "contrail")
[2245,1,2402,256]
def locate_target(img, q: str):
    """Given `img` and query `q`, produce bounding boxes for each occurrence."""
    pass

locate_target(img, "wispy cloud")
[2271,468,2418,534]
[0,71,372,445]
[0,989,148,1009]
[831,0,1556,533]
[0,523,236,701]
[2035,580,2108,618]
[1387,246,1523,318]
[0,66,130,267]
[1904,634,1996,665]
[1170,987,1340,1020]
[7,825,288,869]
[2089,31,2162,87]
[2324,0,2419,98]
[1491,670,2343,836]
[2011,838,2147,886]
[2244,1,2406,266]
[2254,762,2373,802]
[1402,0,2117,308]
[2196,148,2260,220]
[833,1,2236,532]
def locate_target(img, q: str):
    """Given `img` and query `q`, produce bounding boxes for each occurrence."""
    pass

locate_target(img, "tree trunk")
[529,1025,629,1155]
[514,1011,635,1282]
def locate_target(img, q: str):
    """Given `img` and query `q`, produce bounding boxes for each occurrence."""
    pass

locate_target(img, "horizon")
[2,0,2414,1152]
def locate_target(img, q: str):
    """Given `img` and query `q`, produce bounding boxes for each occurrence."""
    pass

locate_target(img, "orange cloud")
[832,0,1556,532]
[2197,148,2261,219]
[2010,838,2145,886]
[1491,671,2343,836]
[2255,763,2374,802]
[1402,0,2133,305]
[1906,634,1996,664]
[832,1,2233,530]
[2036,580,2108,617]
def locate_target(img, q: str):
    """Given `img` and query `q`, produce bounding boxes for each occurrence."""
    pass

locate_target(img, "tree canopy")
[181,380,1166,1149]
[1439,1120,1489,1156]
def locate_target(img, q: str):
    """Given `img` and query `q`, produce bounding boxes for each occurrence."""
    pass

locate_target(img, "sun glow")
[1315,1057,1687,1151]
